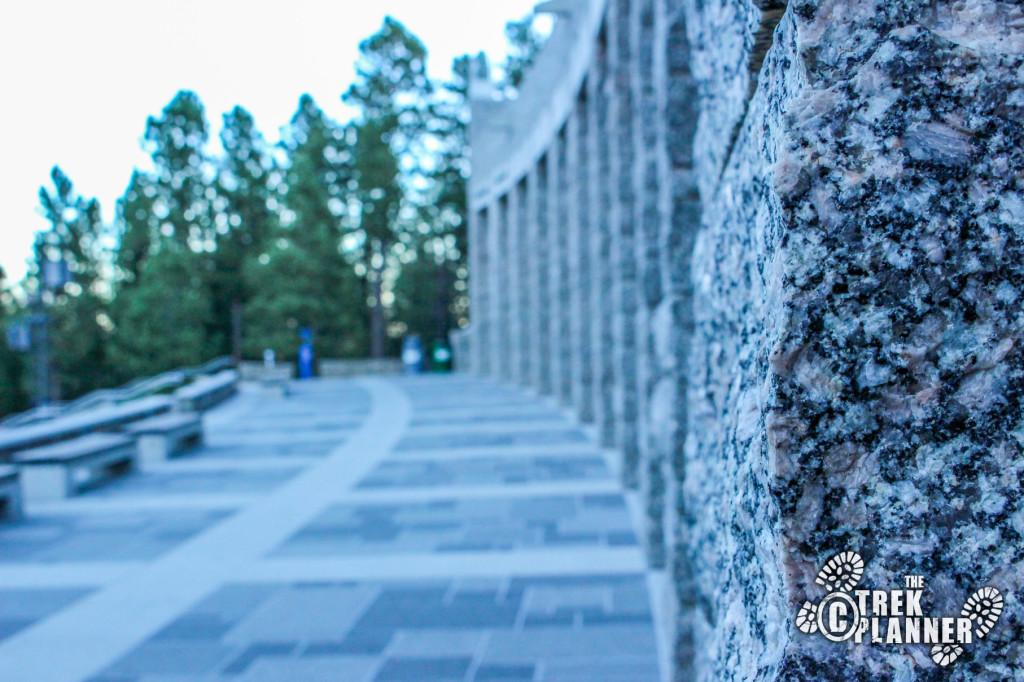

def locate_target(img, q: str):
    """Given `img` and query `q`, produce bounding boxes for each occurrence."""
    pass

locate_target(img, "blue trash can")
[297,328,314,379]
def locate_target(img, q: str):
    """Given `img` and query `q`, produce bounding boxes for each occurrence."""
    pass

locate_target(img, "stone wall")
[466,1,1024,680]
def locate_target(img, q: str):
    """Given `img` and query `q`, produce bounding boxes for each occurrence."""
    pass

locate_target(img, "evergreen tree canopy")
[36,166,105,291]
[144,91,214,250]
[242,238,366,361]
[343,18,436,356]
[501,13,545,93]
[0,268,29,415]
[33,168,114,400]
[418,56,472,332]
[352,118,403,253]
[240,95,366,361]
[282,95,352,257]
[48,291,113,398]
[344,16,431,141]
[2,16,496,406]
[108,244,215,380]
[116,170,158,286]
[391,236,454,342]
[211,106,279,357]
[218,106,276,259]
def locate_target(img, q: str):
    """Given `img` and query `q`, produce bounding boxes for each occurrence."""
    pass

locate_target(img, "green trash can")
[431,340,453,373]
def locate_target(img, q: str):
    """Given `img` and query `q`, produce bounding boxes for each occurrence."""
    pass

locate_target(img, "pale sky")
[0,0,542,283]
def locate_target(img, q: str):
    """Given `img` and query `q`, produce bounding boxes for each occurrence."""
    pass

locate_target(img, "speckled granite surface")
[681,1,1024,679]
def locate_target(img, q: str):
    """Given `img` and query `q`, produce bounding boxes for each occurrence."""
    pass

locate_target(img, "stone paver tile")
[0,588,92,643]
[474,663,536,680]
[374,656,472,681]
[220,640,298,675]
[0,511,231,563]
[88,469,301,498]
[540,659,660,681]
[238,656,378,682]
[482,625,658,663]
[101,641,235,677]
[394,429,588,452]
[223,583,380,643]
[388,629,486,657]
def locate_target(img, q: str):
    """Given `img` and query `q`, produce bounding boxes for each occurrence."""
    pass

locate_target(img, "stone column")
[565,108,590,418]
[513,180,532,387]
[592,30,617,448]
[551,131,574,406]
[465,207,479,375]
[635,0,673,570]
[681,2,1024,679]
[575,88,596,423]
[605,0,629,463]
[527,166,548,394]
[505,183,523,386]
[489,197,508,380]
[546,142,565,399]
[612,0,641,487]
[472,207,492,377]
[661,2,700,675]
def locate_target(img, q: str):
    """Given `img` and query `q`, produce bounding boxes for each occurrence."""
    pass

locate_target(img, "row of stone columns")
[466,0,691,570]
[466,2,698,676]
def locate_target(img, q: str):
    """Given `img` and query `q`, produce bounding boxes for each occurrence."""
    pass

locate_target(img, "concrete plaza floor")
[0,376,663,682]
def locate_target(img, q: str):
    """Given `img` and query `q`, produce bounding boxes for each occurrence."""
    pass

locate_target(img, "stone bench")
[175,369,239,412]
[0,465,22,521]
[0,395,173,462]
[14,433,137,501]
[125,412,203,467]
[258,366,292,397]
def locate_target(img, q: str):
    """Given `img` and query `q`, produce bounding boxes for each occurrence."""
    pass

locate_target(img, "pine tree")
[108,244,216,380]
[242,95,366,362]
[213,106,278,359]
[242,238,365,361]
[501,13,545,94]
[109,91,224,370]
[144,91,214,250]
[281,96,351,262]
[351,117,403,357]
[115,170,158,286]
[37,166,104,290]
[391,237,452,341]
[34,167,114,399]
[391,54,473,343]
[0,268,29,416]
[344,17,433,357]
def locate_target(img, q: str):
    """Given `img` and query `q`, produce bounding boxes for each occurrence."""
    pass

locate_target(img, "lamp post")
[29,305,49,408]
[30,239,70,407]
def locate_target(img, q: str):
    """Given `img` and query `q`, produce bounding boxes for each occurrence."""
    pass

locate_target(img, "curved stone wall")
[468,1,698,676]
[466,1,1024,680]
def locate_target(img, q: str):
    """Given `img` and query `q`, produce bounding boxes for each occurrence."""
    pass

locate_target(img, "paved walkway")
[0,376,662,682]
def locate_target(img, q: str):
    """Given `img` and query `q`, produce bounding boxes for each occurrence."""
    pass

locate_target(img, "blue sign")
[41,258,70,290]
[5,321,31,351]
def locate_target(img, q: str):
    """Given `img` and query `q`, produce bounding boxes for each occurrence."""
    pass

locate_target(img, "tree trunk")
[231,299,243,363]
[370,247,386,358]
[432,263,450,341]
